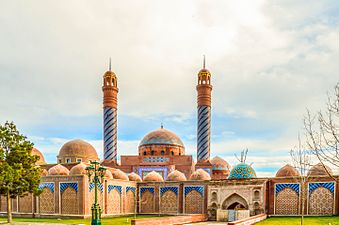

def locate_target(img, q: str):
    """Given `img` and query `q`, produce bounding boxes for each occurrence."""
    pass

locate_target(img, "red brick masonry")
[131,214,208,225]
[228,214,267,225]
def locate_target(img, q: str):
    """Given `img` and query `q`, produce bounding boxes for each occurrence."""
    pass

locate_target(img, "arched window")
[151,150,155,155]
[171,151,174,156]
[161,151,165,156]
[254,190,260,200]
[143,151,146,156]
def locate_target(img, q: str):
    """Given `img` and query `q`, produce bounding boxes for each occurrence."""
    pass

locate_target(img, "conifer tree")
[0,121,41,223]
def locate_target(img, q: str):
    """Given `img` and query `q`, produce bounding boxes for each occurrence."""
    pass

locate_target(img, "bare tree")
[290,135,312,225]
[304,82,339,180]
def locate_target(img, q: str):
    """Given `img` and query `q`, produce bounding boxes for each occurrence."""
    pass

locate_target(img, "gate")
[228,209,236,221]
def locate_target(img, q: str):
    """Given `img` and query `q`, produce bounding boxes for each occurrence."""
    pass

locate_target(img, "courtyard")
[2,216,339,225]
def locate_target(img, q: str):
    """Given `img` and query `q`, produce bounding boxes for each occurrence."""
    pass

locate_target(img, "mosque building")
[0,60,338,223]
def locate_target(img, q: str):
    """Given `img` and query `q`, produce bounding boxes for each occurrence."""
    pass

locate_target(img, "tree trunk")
[6,192,12,224]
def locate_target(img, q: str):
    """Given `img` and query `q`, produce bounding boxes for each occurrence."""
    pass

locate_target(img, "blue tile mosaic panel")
[275,183,300,195]
[140,187,154,196]
[108,185,122,194]
[184,186,204,197]
[160,186,178,197]
[60,182,78,193]
[89,183,103,193]
[126,186,136,194]
[39,183,54,193]
[309,182,335,194]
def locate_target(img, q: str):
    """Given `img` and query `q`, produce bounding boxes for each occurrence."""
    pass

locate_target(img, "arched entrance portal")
[222,193,248,210]
[222,193,249,222]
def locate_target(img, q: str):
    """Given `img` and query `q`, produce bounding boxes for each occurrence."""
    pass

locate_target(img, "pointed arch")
[222,193,248,210]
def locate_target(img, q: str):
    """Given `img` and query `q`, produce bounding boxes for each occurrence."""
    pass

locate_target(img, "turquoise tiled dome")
[228,163,256,179]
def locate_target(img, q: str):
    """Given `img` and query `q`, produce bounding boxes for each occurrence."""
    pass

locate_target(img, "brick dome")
[211,156,231,171]
[276,164,300,177]
[308,163,332,176]
[128,172,142,182]
[167,170,187,181]
[143,171,164,182]
[57,139,99,164]
[111,169,129,181]
[190,169,211,181]
[69,162,87,175]
[32,147,46,165]
[48,164,70,176]
[104,170,113,179]
[139,127,185,156]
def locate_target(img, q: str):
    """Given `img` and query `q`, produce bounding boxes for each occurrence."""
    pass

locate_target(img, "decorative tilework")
[89,183,103,193]
[143,157,169,163]
[309,182,335,194]
[108,185,122,194]
[275,188,299,215]
[140,187,154,196]
[126,186,136,194]
[275,183,300,195]
[60,182,78,193]
[39,183,54,193]
[184,186,204,197]
[138,167,168,179]
[309,186,334,215]
[228,163,256,179]
[160,187,178,197]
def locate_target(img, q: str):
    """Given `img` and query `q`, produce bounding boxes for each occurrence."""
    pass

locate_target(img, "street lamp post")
[86,161,107,225]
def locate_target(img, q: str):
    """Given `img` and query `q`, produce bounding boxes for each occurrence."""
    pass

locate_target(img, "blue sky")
[1,0,339,177]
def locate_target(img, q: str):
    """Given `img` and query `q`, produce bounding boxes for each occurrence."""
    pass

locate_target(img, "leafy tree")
[0,121,41,223]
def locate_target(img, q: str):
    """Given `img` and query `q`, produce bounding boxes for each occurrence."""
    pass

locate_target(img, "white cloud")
[1,1,339,175]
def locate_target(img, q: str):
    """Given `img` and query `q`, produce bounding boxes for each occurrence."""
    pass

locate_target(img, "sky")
[1,0,339,177]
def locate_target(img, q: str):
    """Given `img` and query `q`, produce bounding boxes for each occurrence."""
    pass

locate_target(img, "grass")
[0,215,160,225]
[255,216,339,225]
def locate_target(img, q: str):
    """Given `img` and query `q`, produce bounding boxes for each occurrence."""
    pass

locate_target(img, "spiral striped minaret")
[102,60,119,163]
[196,57,212,163]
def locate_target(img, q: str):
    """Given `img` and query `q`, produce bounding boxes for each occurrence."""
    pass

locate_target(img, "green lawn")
[0,215,159,225]
[256,216,339,225]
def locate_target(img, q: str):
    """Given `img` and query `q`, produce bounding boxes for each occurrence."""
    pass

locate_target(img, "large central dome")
[139,127,185,156]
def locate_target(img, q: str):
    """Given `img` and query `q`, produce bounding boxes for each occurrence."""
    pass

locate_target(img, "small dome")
[69,162,87,175]
[128,172,142,182]
[276,164,300,177]
[48,164,70,176]
[190,169,211,181]
[228,163,256,179]
[308,163,332,176]
[143,171,164,182]
[103,70,117,78]
[198,68,211,78]
[111,169,129,181]
[40,169,48,176]
[104,170,113,179]
[167,170,187,181]
[211,156,231,171]
[32,148,46,165]
[57,139,99,164]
